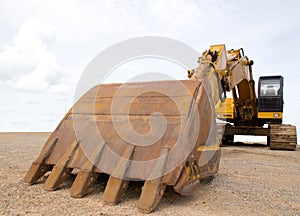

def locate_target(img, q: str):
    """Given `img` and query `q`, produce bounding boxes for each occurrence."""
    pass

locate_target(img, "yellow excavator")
[203,46,297,150]
[23,44,297,214]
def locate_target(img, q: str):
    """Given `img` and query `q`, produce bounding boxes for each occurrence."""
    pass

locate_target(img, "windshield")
[260,79,281,96]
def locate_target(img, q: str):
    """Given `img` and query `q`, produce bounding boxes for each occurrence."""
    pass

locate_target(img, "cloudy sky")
[0,0,299,142]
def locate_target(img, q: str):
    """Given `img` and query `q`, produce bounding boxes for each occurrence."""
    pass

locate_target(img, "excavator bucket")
[24,79,221,213]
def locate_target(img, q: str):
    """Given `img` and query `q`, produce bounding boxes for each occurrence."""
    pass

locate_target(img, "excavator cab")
[257,76,283,123]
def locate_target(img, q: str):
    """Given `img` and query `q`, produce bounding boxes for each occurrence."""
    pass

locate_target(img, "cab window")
[260,79,281,96]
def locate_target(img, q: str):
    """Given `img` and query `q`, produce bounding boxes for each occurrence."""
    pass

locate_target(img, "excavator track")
[269,124,297,150]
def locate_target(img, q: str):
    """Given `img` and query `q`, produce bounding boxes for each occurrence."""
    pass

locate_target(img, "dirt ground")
[0,132,299,216]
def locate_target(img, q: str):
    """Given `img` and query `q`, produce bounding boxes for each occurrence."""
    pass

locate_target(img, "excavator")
[23,44,297,214]
[210,48,297,150]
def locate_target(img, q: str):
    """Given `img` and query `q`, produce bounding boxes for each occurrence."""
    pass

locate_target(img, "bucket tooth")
[43,140,79,191]
[23,138,58,185]
[174,158,201,195]
[23,163,52,185]
[173,173,200,195]
[70,171,99,198]
[138,147,169,213]
[103,145,135,205]
[103,177,129,206]
[70,143,105,198]
[138,179,166,214]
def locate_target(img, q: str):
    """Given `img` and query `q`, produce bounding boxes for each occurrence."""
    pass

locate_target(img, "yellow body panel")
[258,112,282,119]
[216,98,283,121]
[215,98,234,120]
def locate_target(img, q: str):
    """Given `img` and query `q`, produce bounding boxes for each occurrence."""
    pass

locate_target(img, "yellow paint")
[209,44,226,53]
[258,112,282,119]
[228,48,242,59]
[197,144,220,151]
[186,166,191,181]
[215,98,234,120]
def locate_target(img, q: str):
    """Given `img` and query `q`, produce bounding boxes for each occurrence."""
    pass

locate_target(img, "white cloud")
[0,19,66,92]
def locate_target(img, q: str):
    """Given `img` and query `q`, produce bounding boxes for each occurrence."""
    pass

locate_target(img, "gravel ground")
[0,132,299,216]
